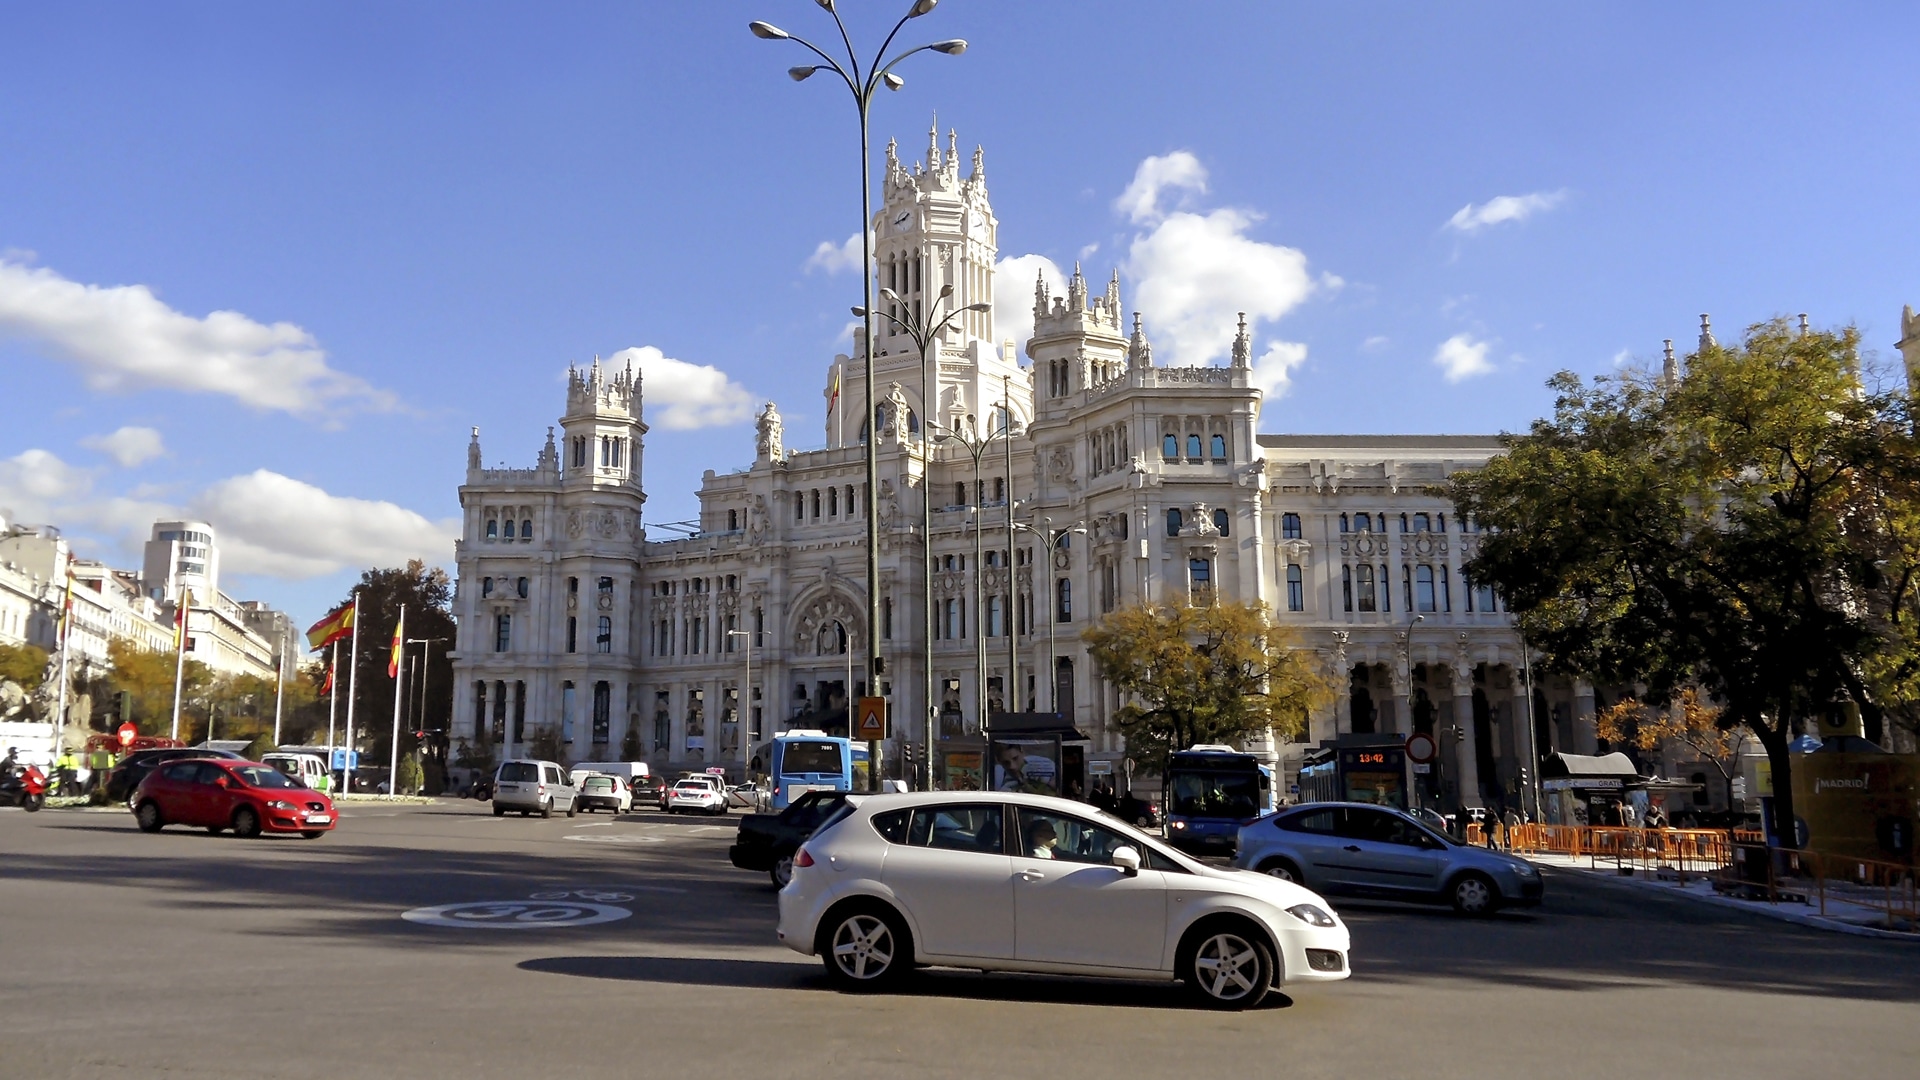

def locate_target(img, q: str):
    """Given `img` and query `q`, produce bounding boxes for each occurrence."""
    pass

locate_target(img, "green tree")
[324,561,457,766]
[105,637,211,739]
[1451,319,1920,843]
[0,642,49,694]
[396,753,424,795]
[1083,598,1331,781]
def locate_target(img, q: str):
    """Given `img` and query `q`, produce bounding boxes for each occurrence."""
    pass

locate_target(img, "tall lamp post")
[854,283,989,791]
[407,636,447,787]
[751,2,968,793]
[1402,613,1424,808]
[1010,518,1086,715]
[727,628,754,794]
[936,410,1015,744]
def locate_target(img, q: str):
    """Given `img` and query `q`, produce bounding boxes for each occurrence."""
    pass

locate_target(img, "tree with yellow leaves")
[1594,689,1747,809]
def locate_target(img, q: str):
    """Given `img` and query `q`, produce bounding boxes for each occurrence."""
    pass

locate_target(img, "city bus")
[749,730,857,810]
[1163,745,1274,855]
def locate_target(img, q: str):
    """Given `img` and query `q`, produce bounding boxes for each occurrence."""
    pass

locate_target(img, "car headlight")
[266,800,296,810]
[1287,903,1338,928]
[1170,821,1187,830]
[1512,861,1538,877]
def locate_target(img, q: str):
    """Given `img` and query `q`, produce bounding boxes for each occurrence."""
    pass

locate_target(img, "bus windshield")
[781,742,843,776]
[1169,770,1261,820]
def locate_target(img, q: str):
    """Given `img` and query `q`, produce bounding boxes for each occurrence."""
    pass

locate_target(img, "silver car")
[1232,802,1543,916]
[491,759,578,818]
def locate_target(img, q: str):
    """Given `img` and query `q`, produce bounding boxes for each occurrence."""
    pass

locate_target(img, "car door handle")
[1018,869,1046,882]
[1343,845,1362,852]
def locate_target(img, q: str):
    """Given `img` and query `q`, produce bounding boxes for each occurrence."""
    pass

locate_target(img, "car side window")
[1014,809,1134,866]
[907,804,1003,854]
[871,809,910,843]
[161,763,197,783]
[1280,809,1338,834]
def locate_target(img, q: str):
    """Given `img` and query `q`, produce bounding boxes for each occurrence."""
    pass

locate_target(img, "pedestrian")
[1503,805,1522,849]
[1621,799,1639,830]
[1645,804,1666,830]
[1482,806,1500,850]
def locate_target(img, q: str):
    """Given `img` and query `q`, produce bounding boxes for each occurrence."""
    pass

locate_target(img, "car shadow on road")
[517,955,1293,1011]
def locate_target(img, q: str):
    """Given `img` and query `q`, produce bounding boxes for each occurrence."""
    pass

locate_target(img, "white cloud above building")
[605,346,757,431]
[81,426,167,467]
[1444,190,1569,234]
[1433,333,1495,381]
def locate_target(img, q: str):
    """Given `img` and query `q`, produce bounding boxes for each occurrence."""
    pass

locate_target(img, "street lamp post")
[937,413,1014,745]
[1402,613,1424,808]
[727,628,753,792]
[1011,518,1087,716]
[751,2,968,793]
[407,636,447,787]
[855,284,989,791]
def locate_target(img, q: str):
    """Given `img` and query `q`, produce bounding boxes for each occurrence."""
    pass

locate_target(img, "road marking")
[403,900,632,929]
[562,833,665,844]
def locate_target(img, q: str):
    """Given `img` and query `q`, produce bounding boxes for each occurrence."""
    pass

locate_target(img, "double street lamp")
[1010,518,1086,715]
[854,283,989,790]
[751,0,967,792]
[936,403,1016,748]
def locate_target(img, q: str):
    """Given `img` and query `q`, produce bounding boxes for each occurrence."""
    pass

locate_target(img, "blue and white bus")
[1164,745,1275,855]
[750,730,857,810]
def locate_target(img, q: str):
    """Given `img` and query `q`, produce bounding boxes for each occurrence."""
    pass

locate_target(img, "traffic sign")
[854,696,888,741]
[1405,732,1437,765]
[116,722,137,748]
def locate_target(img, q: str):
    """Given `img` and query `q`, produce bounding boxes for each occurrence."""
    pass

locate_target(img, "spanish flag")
[174,588,193,651]
[827,365,841,415]
[319,660,335,696]
[306,601,355,651]
[388,606,405,679]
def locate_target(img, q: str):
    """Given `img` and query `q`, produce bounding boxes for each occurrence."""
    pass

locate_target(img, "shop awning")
[1541,751,1639,779]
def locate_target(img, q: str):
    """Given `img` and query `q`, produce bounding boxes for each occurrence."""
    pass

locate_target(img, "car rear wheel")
[492,805,506,817]
[134,800,164,833]
[1258,858,1302,883]
[1181,925,1274,1010]
[540,799,553,819]
[1449,873,1498,916]
[770,855,794,890]
[565,801,576,818]
[819,904,910,990]
[231,806,262,839]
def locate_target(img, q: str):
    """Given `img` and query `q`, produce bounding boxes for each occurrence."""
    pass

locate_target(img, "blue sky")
[3,1,1916,633]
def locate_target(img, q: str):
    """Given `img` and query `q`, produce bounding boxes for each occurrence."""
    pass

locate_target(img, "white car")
[666,778,729,815]
[777,791,1350,1009]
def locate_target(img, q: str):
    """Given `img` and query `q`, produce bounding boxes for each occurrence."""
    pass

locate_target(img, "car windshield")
[498,762,538,783]
[782,742,842,775]
[674,781,707,791]
[1170,771,1261,819]
[231,765,299,789]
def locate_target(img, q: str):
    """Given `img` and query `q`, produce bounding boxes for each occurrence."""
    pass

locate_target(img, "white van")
[569,761,651,787]
[262,752,330,792]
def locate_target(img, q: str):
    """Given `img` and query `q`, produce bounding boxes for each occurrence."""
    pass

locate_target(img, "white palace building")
[449,131,1616,808]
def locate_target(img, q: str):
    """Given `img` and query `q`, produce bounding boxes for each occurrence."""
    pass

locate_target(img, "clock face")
[892,209,912,232]
[968,210,986,233]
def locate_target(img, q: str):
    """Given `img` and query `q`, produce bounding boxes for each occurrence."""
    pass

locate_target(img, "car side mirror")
[1112,845,1141,877]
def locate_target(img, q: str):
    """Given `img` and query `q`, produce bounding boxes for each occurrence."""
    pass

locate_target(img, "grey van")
[492,759,577,818]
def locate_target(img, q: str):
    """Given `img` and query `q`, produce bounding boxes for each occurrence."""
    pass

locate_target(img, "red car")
[132,758,336,838]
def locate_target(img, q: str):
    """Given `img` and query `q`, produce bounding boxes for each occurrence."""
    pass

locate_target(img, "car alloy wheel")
[1259,859,1301,883]
[1451,873,1497,916]
[231,807,262,839]
[541,799,553,819]
[1187,931,1272,1009]
[826,912,900,987]
[770,855,794,890]
[134,801,164,833]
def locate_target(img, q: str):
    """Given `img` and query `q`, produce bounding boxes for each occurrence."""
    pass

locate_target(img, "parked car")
[631,773,668,808]
[132,759,335,838]
[1116,792,1161,829]
[576,774,632,814]
[666,777,728,815]
[491,760,578,818]
[777,791,1350,1008]
[105,748,247,806]
[1232,802,1544,916]
[729,790,859,887]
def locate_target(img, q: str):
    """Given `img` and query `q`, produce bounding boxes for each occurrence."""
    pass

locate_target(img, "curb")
[1532,858,1920,942]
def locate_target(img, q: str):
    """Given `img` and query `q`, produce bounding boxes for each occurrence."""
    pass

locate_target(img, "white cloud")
[1249,340,1309,400]
[0,448,458,581]
[803,232,867,275]
[1433,334,1495,382]
[81,426,166,467]
[1445,190,1568,234]
[0,256,393,418]
[606,346,756,431]
[1361,335,1391,352]
[1113,151,1209,224]
[1610,348,1633,368]
[1124,207,1316,367]
[992,253,1066,363]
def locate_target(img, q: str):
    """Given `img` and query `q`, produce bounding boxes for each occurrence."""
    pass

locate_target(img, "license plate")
[306,814,332,824]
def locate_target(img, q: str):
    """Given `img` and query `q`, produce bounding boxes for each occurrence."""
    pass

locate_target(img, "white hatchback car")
[777,791,1350,1009]
[666,777,728,815]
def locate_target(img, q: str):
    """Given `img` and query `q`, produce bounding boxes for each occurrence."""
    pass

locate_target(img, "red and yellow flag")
[319,661,335,697]
[173,588,193,651]
[827,365,842,414]
[388,608,405,679]
[306,601,355,651]
[59,568,75,647]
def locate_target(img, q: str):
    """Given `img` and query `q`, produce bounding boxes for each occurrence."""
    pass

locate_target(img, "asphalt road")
[2,799,1915,1080]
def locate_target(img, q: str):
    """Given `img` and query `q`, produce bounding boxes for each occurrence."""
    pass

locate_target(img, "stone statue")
[755,402,784,463]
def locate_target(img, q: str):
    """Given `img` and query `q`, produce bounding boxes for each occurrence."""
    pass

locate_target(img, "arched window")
[1187,433,1202,460]
[1212,508,1230,537]
[1189,558,1211,596]
[1355,514,1372,533]
[516,577,529,598]
[1210,434,1226,462]
[827,487,838,517]
[597,616,612,653]
[1282,512,1302,539]
[847,485,856,516]
[955,482,968,507]
[481,578,494,598]
[1287,564,1304,612]
[1355,564,1377,612]
[1163,433,1178,460]
[1342,565,1354,611]
[1437,513,1447,533]
[1055,578,1072,622]
[1339,513,1349,533]
[494,613,511,652]
[1416,565,1435,612]
[485,518,498,540]
[811,489,821,518]
[1414,513,1431,533]
[520,519,533,539]
[566,616,577,653]
[1166,508,1183,537]
[1376,514,1388,532]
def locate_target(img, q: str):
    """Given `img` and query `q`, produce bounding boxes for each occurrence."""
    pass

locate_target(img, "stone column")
[1572,679,1598,755]
[1452,670,1482,808]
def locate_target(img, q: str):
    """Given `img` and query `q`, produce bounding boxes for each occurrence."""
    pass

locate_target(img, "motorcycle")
[0,765,49,811]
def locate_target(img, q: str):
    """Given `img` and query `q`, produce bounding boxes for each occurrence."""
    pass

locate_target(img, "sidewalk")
[1526,852,1920,941]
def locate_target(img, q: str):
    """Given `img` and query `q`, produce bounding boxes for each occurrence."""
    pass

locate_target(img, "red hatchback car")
[133,758,336,839]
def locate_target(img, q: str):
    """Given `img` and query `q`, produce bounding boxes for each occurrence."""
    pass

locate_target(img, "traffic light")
[116,691,131,723]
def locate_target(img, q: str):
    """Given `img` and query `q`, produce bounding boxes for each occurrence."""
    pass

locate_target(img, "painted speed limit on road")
[402,900,632,929]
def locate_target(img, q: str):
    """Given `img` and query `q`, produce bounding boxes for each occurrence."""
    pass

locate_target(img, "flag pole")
[388,604,405,798]
[169,592,191,742]
[343,591,361,791]
[326,640,339,784]
[53,568,74,763]
[271,641,286,748]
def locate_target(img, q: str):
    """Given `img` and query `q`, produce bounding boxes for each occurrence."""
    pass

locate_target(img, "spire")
[947,128,958,171]
[1662,339,1677,386]
[886,136,899,174]
[1231,312,1251,369]
[1033,267,1049,321]
[927,114,939,172]
[971,144,984,181]
[467,426,482,471]
[1798,313,1810,337]
[1698,314,1716,351]
[1129,313,1154,370]
[538,426,558,470]
[1105,269,1122,328]
[1067,262,1087,310]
